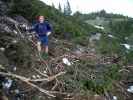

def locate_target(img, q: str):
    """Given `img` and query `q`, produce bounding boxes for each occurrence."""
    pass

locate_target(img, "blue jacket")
[32,21,52,37]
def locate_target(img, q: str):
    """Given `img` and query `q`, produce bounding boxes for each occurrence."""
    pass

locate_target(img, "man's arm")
[28,23,37,32]
[46,22,52,36]
[25,23,39,38]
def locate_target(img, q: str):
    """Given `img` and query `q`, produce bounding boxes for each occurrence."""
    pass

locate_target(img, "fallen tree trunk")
[0,71,66,97]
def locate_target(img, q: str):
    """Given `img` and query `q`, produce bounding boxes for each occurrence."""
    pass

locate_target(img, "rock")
[74,50,82,55]
[62,58,71,66]
[12,40,18,44]
[0,64,4,69]
[74,45,86,54]
[89,33,102,42]
[13,67,16,71]
[125,37,128,40]
[113,96,117,100]
[108,34,115,38]
[13,30,18,34]
[121,44,131,50]
[43,71,47,74]
[127,86,133,93]
[14,89,20,95]
[36,75,41,78]
[2,78,13,89]
[32,75,36,79]
[94,25,104,30]
[0,47,5,52]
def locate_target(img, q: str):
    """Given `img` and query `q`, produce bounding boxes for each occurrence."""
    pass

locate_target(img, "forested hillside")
[73,10,133,33]
[5,0,102,38]
[0,0,133,100]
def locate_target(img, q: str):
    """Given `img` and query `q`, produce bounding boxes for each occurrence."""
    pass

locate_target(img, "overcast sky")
[40,0,133,17]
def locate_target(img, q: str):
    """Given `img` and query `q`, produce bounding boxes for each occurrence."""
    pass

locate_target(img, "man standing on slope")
[32,16,52,59]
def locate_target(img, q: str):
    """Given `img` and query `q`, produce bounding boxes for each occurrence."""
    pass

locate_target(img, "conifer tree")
[64,0,72,16]
[52,2,55,8]
[58,3,62,12]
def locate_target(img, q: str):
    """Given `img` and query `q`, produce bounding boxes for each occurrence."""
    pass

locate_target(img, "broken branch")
[0,71,55,97]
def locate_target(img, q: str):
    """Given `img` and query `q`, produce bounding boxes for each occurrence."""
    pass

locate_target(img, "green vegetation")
[74,10,133,64]
[109,19,133,41]
[7,0,101,38]
[63,0,72,16]
[63,60,121,95]
[1,0,133,99]
[73,10,127,21]
[96,34,122,55]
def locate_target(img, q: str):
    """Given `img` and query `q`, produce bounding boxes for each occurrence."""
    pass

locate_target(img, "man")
[32,16,52,58]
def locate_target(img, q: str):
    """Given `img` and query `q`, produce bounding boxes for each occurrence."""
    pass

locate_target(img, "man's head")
[38,16,45,23]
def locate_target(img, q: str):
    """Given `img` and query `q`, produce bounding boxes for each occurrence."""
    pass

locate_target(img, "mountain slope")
[5,0,102,38]
[73,10,132,32]
[0,0,133,100]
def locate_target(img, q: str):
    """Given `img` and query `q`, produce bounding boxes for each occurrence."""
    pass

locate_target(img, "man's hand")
[46,31,51,36]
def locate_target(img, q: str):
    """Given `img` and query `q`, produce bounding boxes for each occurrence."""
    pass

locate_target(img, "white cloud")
[40,0,133,17]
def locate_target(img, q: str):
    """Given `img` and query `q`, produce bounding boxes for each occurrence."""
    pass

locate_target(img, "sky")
[40,0,133,17]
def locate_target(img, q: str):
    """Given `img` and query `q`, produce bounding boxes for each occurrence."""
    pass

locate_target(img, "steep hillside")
[73,10,127,20]
[0,16,133,100]
[4,0,102,38]
[73,10,132,32]
[0,0,133,100]
[73,11,133,60]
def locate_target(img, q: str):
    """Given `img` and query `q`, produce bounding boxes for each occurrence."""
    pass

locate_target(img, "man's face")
[39,16,45,23]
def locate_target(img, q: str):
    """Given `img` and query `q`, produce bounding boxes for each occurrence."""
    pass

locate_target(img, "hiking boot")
[41,53,49,60]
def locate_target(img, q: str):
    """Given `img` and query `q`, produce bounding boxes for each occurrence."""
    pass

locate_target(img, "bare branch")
[0,71,55,97]
[33,68,48,78]
[31,71,66,82]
